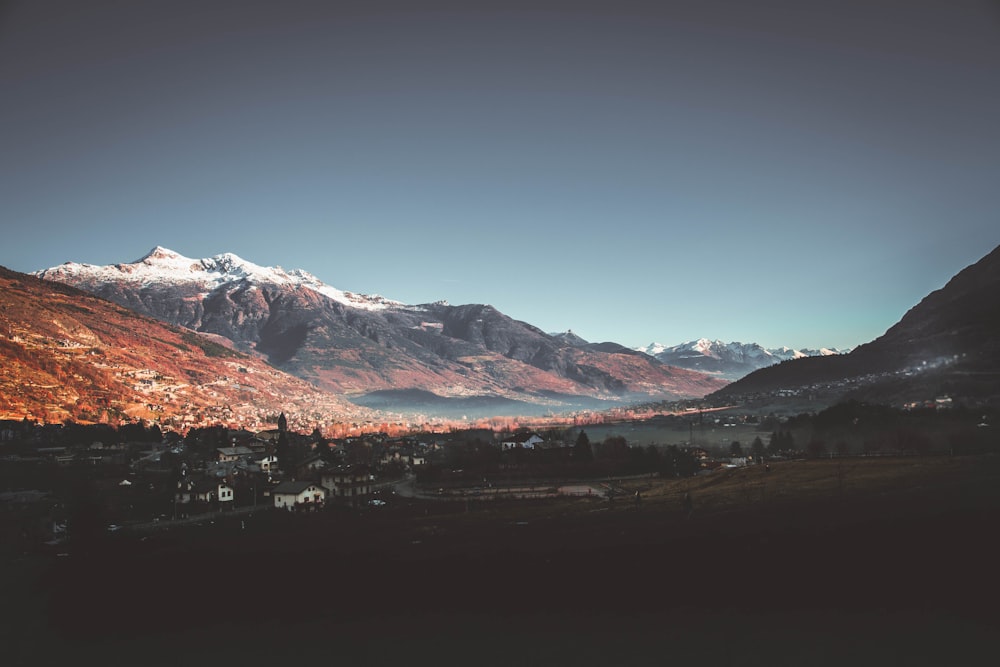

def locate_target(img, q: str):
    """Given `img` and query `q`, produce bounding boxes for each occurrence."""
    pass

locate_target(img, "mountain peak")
[138,246,184,262]
[692,338,724,354]
[37,248,405,312]
[200,251,265,279]
[637,338,846,381]
[552,330,590,347]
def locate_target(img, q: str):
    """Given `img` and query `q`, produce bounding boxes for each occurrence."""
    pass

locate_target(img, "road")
[392,473,606,501]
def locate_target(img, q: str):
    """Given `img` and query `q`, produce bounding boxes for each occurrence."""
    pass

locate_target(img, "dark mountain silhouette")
[712,244,1000,406]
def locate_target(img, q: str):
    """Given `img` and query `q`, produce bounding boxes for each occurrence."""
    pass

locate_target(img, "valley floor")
[5,455,999,666]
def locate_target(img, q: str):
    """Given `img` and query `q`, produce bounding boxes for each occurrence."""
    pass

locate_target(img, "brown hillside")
[0,266,368,429]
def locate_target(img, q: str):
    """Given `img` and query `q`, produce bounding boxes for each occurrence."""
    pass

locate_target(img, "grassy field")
[6,454,999,666]
[580,417,765,449]
[617,455,997,514]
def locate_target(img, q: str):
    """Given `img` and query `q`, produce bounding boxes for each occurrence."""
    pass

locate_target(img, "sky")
[2,0,998,351]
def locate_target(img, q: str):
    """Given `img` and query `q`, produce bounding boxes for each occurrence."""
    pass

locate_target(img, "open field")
[580,414,764,449]
[5,455,999,666]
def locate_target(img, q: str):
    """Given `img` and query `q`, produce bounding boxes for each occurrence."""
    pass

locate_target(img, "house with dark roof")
[320,465,372,505]
[296,453,325,478]
[271,481,325,510]
[216,446,253,463]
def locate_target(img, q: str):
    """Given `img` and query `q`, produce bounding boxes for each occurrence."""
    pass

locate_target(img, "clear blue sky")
[2,0,998,351]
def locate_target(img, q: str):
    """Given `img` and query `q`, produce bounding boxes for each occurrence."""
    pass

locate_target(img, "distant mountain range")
[0,266,367,428]
[34,248,727,415]
[13,243,1000,420]
[634,339,848,381]
[710,244,1000,407]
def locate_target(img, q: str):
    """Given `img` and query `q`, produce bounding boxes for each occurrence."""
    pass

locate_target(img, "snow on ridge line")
[35,246,406,311]
[637,339,848,360]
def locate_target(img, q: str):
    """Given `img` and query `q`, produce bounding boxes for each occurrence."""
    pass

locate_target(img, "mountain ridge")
[636,338,849,381]
[35,248,729,411]
[710,244,1000,407]
[0,264,369,429]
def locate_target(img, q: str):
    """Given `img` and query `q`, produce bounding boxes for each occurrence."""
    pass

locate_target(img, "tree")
[661,445,698,478]
[574,430,593,463]
[750,436,765,458]
[806,439,827,458]
[766,431,781,456]
[599,436,629,460]
[644,444,662,470]
[767,430,795,455]
[729,441,743,457]
[276,429,294,479]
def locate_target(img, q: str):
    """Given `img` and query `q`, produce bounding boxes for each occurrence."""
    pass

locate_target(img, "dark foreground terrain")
[4,456,999,666]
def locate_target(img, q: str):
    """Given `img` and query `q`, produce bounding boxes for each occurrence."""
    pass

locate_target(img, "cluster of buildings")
[0,415,440,542]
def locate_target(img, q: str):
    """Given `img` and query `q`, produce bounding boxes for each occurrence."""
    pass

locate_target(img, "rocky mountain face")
[0,265,368,428]
[712,244,1000,406]
[36,248,728,411]
[635,339,847,381]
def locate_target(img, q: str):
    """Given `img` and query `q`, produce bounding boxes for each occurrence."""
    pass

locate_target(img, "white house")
[500,433,544,451]
[251,453,279,472]
[176,478,234,504]
[271,481,325,510]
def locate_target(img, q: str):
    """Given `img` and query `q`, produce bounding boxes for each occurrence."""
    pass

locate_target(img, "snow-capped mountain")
[34,248,729,414]
[636,338,847,380]
[0,264,368,427]
[36,246,402,311]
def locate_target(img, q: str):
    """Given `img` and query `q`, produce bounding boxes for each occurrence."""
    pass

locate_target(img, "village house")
[175,478,234,505]
[378,448,406,468]
[216,445,253,463]
[500,432,544,451]
[254,429,282,445]
[250,453,278,473]
[271,481,325,510]
[296,453,326,479]
[320,465,372,505]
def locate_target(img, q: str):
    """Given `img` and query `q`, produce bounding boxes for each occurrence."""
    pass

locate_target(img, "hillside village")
[7,392,992,559]
[1,411,727,552]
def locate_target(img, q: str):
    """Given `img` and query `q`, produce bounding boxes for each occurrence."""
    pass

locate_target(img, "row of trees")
[763,400,997,457]
[726,432,797,459]
[416,429,703,483]
[571,432,698,475]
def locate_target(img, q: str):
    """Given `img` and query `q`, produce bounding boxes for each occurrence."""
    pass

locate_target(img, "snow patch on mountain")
[35,246,403,311]
[550,330,590,347]
[636,339,850,380]
[639,339,848,360]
